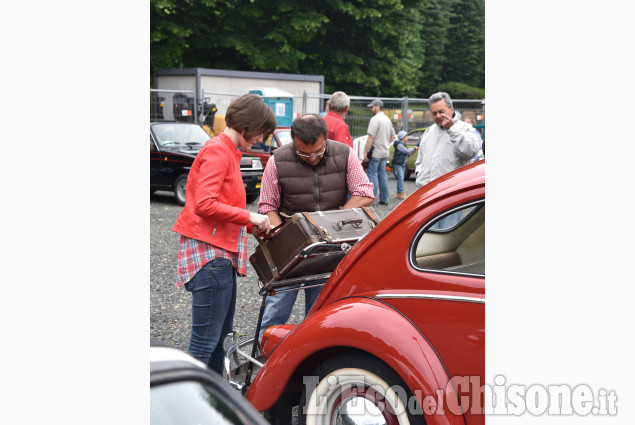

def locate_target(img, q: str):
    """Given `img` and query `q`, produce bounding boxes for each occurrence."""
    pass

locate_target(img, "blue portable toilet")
[249,88,294,127]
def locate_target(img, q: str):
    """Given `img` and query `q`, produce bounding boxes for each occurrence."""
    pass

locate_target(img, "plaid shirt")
[176,226,248,287]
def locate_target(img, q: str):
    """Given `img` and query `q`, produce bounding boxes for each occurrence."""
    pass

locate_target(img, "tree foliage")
[150,0,484,98]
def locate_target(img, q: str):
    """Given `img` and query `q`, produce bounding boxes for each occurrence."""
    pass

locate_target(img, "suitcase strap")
[251,226,281,281]
[362,206,381,226]
[301,212,332,242]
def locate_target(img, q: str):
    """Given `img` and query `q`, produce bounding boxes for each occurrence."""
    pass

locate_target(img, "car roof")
[150,346,206,369]
[329,160,485,283]
[382,160,484,229]
[150,121,202,126]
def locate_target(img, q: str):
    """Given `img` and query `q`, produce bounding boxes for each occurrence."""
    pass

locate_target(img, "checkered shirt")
[175,226,248,287]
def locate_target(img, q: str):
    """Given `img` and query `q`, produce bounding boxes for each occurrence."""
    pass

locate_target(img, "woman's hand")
[249,212,272,234]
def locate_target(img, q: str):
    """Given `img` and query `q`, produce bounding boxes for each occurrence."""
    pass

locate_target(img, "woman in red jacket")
[172,94,277,374]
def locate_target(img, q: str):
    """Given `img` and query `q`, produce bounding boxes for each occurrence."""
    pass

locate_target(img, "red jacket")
[172,133,252,252]
[323,112,353,148]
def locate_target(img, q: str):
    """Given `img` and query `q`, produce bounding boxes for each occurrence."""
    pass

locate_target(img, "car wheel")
[246,193,259,204]
[299,352,424,425]
[174,174,188,206]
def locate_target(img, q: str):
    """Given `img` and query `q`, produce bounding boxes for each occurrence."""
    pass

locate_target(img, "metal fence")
[150,89,485,140]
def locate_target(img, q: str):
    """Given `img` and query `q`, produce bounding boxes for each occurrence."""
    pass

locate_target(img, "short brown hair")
[225,94,277,139]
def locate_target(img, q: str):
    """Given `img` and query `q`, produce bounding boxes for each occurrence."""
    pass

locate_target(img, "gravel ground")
[150,173,419,352]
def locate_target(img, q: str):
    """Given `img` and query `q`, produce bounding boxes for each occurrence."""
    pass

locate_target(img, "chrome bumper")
[223,332,264,391]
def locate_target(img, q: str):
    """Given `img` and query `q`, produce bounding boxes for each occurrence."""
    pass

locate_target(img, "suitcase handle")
[251,226,281,281]
[333,218,363,230]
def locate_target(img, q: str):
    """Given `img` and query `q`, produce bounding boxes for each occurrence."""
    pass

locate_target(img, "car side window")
[411,201,484,276]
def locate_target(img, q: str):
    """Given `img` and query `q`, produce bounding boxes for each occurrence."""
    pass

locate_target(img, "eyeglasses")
[295,146,326,159]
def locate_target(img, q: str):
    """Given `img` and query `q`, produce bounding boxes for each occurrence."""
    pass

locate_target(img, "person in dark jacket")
[392,130,418,199]
[256,114,374,343]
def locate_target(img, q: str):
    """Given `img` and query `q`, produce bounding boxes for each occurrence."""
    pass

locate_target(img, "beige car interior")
[414,204,485,274]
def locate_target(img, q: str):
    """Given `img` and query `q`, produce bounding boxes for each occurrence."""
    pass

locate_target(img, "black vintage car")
[150,122,263,205]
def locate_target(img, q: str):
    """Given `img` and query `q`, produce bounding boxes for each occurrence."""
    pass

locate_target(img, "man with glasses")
[414,92,480,229]
[256,114,374,343]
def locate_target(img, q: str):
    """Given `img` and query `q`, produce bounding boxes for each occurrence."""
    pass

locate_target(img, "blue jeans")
[393,163,405,193]
[366,156,389,203]
[184,257,236,375]
[258,282,324,342]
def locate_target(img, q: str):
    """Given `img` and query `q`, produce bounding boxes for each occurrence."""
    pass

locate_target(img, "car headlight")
[251,158,262,169]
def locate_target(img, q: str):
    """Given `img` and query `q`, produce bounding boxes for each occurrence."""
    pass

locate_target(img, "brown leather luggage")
[249,207,380,293]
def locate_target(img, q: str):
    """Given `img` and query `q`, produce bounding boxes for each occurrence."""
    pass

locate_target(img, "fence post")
[302,91,307,116]
[402,96,409,133]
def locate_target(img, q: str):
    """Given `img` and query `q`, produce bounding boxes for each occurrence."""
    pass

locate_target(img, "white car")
[352,135,368,161]
[150,339,270,425]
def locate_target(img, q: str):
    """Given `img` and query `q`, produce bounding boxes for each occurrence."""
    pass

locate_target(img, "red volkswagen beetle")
[227,161,485,425]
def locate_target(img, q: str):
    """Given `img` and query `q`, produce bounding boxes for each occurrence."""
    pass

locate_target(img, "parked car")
[247,127,292,169]
[150,122,264,205]
[150,339,270,425]
[226,160,485,425]
[386,127,427,180]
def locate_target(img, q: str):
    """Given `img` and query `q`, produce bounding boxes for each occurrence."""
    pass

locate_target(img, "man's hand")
[344,195,374,209]
[438,113,455,130]
[364,134,375,162]
[265,211,283,227]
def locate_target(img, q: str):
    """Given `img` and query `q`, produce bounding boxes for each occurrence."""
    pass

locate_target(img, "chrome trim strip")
[376,294,484,304]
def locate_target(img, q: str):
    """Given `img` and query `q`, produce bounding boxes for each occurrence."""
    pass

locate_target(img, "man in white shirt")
[415,92,481,229]
[415,92,480,188]
[363,99,396,205]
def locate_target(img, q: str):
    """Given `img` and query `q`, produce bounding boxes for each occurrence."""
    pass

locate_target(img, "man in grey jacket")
[415,92,481,188]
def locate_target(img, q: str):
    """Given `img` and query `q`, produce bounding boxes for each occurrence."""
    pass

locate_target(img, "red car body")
[247,127,292,169]
[242,161,485,425]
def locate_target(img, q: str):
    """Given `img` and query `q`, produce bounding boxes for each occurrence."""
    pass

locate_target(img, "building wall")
[155,68,324,119]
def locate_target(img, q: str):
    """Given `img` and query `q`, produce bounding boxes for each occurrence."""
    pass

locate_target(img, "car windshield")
[152,123,211,147]
[277,130,292,145]
[151,381,245,425]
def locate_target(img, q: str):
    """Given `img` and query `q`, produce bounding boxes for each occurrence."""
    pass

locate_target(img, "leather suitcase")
[249,207,380,292]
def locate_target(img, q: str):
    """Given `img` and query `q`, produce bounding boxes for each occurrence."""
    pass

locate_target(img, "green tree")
[151,0,197,71]
[178,0,427,96]
[416,0,454,96]
[445,0,485,88]
[150,0,484,97]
